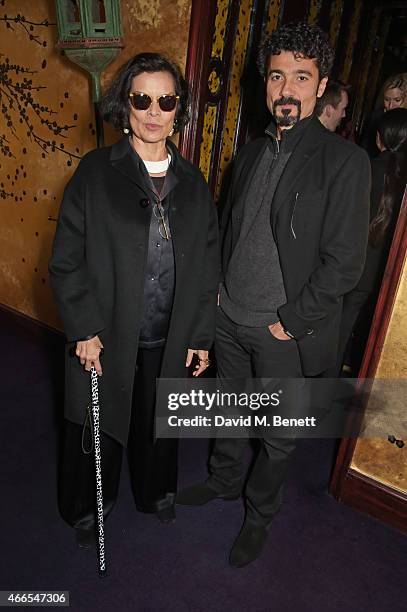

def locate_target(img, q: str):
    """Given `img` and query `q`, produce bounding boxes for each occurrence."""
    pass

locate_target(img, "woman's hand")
[76,335,104,375]
[186,349,211,377]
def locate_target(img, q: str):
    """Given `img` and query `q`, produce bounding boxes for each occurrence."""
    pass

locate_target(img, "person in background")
[316,108,407,497]
[382,73,407,111]
[315,80,350,132]
[341,107,407,374]
[49,53,218,547]
[360,73,407,157]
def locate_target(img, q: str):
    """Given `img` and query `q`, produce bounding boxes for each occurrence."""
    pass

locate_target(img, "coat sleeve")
[189,189,219,350]
[278,148,371,339]
[48,161,105,342]
[218,149,247,284]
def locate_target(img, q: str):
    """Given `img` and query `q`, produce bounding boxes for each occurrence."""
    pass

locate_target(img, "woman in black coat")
[49,53,218,545]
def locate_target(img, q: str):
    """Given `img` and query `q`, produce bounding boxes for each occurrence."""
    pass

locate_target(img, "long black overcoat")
[49,137,218,446]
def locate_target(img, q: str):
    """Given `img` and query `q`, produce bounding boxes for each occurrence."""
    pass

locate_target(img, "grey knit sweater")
[220,143,291,326]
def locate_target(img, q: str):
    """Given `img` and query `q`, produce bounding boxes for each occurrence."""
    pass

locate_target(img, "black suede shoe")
[75,527,96,549]
[156,505,176,523]
[229,520,268,568]
[176,482,240,506]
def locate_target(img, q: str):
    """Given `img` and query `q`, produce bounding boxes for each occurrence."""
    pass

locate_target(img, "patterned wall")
[196,0,270,199]
[0,0,192,328]
[0,0,95,328]
[0,0,392,327]
[193,0,385,199]
[329,0,345,50]
[211,0,255,199]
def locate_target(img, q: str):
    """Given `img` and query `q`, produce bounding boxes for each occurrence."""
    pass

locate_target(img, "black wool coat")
[220,117,371,376]
[49,137,219,445]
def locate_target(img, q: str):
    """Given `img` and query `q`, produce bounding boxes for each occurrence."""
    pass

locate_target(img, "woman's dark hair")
[369,108,407,246]
[100,52,190,133]
[257,21,334,80]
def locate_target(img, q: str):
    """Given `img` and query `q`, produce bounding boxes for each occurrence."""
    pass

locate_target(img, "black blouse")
[129,152,177,349]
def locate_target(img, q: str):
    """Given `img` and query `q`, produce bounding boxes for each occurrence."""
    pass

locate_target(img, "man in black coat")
[177,22,371,567]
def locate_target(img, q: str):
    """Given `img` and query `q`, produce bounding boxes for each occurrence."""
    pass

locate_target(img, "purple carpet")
[0,308,406,611]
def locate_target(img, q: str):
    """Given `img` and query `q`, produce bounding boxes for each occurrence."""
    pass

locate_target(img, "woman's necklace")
[142,153,171,174]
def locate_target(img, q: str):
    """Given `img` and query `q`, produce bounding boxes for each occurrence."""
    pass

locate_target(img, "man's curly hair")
[257,22,334,80]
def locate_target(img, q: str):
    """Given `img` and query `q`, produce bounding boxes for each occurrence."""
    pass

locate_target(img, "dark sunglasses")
[129,91,179,112]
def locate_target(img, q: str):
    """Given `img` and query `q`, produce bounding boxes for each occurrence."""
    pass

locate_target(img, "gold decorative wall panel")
[199,105,218,182]
[0,0,192,328]
[113,0,191,72]
[340,0,363,83]
[212,0,230,60]
[362,15,391,117]
[0,0,95,329]
[351,254,407,493]
[198,0,230,178]
[267,0,281,33]
[329,0,344,51]
[216,0,253,199]
[308,0,322,24]
[353,8,381,128]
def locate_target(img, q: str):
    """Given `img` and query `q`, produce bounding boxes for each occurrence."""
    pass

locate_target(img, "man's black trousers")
[207,307,303,527]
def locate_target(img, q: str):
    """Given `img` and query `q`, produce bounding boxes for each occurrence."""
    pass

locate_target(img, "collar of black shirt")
[128,140,179,202]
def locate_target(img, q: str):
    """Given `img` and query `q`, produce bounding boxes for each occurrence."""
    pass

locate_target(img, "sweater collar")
[265,113,315,153]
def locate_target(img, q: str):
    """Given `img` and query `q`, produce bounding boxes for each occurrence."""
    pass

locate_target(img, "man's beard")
[272,97,301,127]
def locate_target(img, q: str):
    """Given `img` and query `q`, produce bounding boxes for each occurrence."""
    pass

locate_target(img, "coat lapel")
[109,136,151,194]
[168,164,195,242]
[272,119,324,222]
[165,139,198,227]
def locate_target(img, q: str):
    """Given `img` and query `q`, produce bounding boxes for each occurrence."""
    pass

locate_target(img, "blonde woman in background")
[382,73,407,111]
[361,72,407,156]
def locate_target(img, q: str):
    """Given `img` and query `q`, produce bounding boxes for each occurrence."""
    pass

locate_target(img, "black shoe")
[156,505,176,523]
[229,520,268,568]
[176,482,240,506]
[75,527,96,549]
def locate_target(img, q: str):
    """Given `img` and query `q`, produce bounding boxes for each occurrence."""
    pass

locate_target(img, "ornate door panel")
[179,0,383,200]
